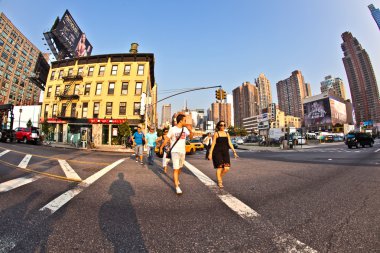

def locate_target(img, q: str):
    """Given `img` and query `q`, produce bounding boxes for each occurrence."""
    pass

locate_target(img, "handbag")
[161,127,184,159]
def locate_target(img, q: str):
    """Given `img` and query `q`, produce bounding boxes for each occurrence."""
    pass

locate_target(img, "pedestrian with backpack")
[132,126,145,165]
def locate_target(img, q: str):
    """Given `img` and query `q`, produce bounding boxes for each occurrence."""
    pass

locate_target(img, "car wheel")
[369,142,373,147]
[190,149,195,155]
[348,145,352,149]
[23,137,27,144]
[355,144,359,148]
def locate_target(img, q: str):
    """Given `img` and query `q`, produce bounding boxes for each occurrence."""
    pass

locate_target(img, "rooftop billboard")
[304,97,347,127]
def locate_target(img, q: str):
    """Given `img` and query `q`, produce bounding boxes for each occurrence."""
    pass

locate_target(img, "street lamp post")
[18,108,22,128]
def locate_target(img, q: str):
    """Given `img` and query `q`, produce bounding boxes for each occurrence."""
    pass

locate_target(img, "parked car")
[231,139,238,149]
[189,139,204,150]
[235,137,244,145]
[345,132,374,148]
[15,127,40,144]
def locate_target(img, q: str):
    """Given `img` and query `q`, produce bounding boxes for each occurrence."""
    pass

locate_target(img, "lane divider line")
[58,160,82,181]
[184,161,317,253]
[375,149,380,153]
[0,146,109,165]
[40,158,125,214]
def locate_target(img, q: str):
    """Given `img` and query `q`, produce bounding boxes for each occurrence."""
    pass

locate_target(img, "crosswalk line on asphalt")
[0,149,10,157]
[18,154,32,169]
[184,161,317,253]
[58,160,82,181]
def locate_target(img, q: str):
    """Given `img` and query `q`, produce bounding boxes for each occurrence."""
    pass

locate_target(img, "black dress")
[212,132,231,169]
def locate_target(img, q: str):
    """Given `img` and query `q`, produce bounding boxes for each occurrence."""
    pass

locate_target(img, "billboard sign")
[304,98,332,126]
[329,99,347,125]
[258,113,269,123]
[50,10,92,58]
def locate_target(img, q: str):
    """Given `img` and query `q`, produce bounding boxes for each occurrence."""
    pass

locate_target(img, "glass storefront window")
[102,125,109,145]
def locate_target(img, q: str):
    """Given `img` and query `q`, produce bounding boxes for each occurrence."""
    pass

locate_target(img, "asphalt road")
[0,140,379,252]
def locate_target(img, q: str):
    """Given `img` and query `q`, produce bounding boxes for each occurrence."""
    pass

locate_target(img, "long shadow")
[99,173,147,253]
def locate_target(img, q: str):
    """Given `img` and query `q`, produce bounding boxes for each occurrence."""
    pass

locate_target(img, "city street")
[0,141,379,252]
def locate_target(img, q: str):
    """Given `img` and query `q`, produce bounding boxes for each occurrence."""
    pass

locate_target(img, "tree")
[41,119,49,135]
[118,120,131,138]
[240,128,248,136]
[26,119,32,128]
[227,126,236,136]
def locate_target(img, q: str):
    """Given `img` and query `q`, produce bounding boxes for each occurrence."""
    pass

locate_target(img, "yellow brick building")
[271,108,302,130]
[41,51,156,147]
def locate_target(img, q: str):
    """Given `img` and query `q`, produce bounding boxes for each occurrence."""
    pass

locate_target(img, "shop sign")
[88,118,127,124]
[44,118,68,124]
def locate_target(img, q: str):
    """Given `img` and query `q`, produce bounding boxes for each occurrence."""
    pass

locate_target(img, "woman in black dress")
[208,121,238,188]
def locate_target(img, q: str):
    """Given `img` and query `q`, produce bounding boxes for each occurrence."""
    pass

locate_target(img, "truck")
[0,104,15,142]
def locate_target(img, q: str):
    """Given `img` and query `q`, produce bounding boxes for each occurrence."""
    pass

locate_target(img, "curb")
[47,144,135,154]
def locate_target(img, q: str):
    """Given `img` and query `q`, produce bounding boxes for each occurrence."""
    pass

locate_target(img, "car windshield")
[190,139,201,143]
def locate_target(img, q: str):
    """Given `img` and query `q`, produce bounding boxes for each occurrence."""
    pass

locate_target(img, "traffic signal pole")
[156,85,222,104]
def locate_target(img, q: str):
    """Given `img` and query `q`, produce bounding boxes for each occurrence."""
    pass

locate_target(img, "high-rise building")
[304,83,312,97]
[341,32,380,124]
[276,70,307,118]
[232,81,259,127]
[0,13,49,105]
[255,73,272,114]
[320,75,347,100]
[211,102,231,126]
[161,104,171,128]
[226,94,234,127]
[369,4,380,30]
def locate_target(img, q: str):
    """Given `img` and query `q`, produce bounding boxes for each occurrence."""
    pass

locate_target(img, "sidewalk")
[237,141,344,151]
[47,142,135,153]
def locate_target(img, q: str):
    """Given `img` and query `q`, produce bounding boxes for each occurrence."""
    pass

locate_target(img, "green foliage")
[26,119,32,128]
[118,120,131,137]
[41,119,50,135]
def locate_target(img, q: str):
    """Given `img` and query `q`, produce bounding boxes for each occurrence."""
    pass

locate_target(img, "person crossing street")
[146,126,158,165]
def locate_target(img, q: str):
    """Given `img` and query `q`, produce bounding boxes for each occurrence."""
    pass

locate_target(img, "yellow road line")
[0,146,110,165]
[0,159,82,183]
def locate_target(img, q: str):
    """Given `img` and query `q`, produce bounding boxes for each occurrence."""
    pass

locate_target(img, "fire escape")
[56,71,83,119]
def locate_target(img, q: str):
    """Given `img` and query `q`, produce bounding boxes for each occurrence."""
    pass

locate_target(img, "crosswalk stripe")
[18,154,32,169]
[0,149,10,157]
[0,175,42,193]
[58,160,81,181]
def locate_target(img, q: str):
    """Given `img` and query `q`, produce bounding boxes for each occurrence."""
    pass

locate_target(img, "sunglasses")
[220,124,225,126]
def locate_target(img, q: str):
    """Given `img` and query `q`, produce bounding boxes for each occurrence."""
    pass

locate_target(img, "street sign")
[258,113,269,123]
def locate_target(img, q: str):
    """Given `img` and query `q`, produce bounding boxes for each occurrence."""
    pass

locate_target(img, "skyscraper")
[0,13,49,105]
[304,83,312,97]
[341,32,380,125]
[211,102,231,126]
[320,75,347,100]
[161,104,171,127]
[369,4,380,30]
[232,82,259,127]
[255,73,272,114]
[276,70,307,118]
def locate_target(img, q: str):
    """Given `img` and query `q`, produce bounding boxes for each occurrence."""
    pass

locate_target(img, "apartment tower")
[341,32,380,124]
[161,104,171,127]
[232,81,259,127]
[255,73,272,114]
[320,75,347,100]
[276,70,307,118]
[211,102,231,126]
[369,4,380,30]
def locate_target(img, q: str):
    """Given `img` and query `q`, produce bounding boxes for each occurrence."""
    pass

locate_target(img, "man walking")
[146,126,158,165]
[203,132,212,160]
[160,114,194,195]
[132,126,145,165]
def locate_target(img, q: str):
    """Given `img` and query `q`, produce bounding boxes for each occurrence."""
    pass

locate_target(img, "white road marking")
[40,158,125,214]
[58,160,81,181]
[184,161,317,253]
[18,154,32,169]
[0,149,10,157]
[328,159,332,161]
[0,175,42,193]
[375,149,380,153]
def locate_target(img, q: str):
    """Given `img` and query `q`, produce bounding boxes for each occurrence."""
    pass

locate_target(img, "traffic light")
[221,90,227,100]
[215,89,221,100]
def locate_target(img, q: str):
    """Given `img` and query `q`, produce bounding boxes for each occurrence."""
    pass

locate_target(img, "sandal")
[218,181,224,188]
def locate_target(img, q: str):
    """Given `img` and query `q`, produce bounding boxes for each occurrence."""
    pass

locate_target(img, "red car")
[15,127,40,144]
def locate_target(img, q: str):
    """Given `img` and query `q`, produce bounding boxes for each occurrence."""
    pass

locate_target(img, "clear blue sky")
[1,0,379,115]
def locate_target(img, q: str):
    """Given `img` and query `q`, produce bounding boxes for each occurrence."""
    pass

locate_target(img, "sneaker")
[135,160,138,162]
[176,187,182,195]
[140,162,144,165]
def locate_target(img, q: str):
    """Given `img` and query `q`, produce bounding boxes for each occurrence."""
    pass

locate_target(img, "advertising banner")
[304,98,331,126]
[329,99,347,125]
[53,10,92,57]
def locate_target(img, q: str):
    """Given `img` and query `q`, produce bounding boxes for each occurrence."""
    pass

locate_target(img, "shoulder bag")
[165,127,184,159]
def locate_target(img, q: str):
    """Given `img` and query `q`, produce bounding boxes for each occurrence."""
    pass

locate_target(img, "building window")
[106,102,112,115]
[74,84,80,95]
[98,66,105,76]
[53,104,57,117]
[55,86,60,96]
[134,102,141,115]
[84,83,91,95]
[50,71,55,80]
[71,103,76,117]
[61,103,67,117]
[93,102,100,118]
[82,102,88,118]
[44,104,49,119]
[68,68,73,76]
[58,70,63,79]
[95,83,102,95]
[135,82,142,95]
[119,102,126,115]
[64,85,70,94]
[137,65,144,75]
[111,65,118,75]
[123,65,131,75]
[121,82,128,95]
[88,66,94,76]
[108,82,115,95]
[78,67,83,76]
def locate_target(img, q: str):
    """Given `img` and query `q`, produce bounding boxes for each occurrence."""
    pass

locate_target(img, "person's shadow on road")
[99,173,147,253]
